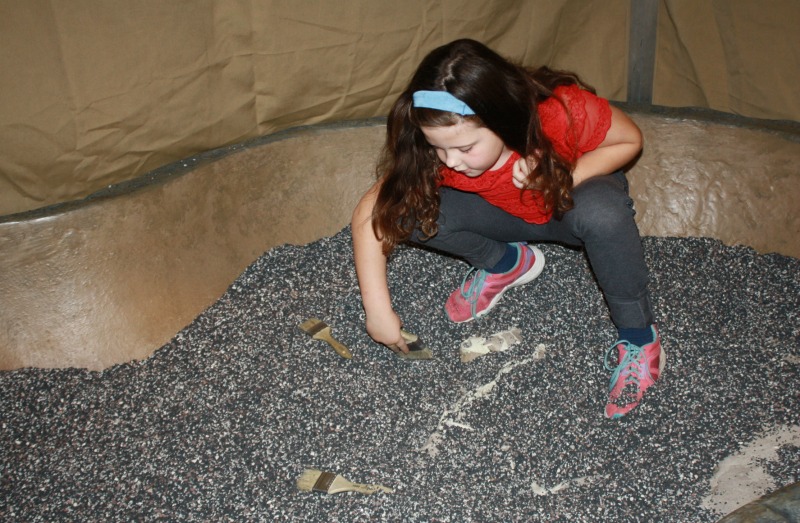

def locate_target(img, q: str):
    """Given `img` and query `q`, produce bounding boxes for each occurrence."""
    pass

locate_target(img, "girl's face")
[421,121,512,178]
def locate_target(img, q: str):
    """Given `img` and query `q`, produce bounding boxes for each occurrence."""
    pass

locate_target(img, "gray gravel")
[2,229,798,522]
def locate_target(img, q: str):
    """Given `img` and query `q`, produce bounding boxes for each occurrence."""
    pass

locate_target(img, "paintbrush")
[393,329,433,360]
[296,468,393,495]
[298,318,352,359]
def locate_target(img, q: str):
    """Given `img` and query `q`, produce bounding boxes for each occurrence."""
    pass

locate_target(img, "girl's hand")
[512,156,538,189]
[366,309,409,354]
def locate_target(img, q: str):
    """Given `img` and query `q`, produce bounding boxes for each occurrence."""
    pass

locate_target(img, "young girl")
[351,39,665,419]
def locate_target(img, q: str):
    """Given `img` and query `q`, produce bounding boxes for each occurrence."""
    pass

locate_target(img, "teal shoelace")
[604,341,649,390]
[460,268,489,320]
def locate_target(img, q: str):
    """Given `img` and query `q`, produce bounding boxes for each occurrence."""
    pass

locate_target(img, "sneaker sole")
[452,245,546,324]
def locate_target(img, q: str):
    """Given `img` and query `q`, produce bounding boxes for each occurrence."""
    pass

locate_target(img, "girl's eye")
[460,147,472,153]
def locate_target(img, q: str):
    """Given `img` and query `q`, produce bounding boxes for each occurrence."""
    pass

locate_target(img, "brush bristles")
[398,347,433,360]
[296,468,324,492]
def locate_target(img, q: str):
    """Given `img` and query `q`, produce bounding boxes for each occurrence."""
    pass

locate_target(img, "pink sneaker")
[604,325,666,419]
[445,243,545,323]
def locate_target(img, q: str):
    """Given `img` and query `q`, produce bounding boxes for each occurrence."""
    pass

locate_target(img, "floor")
[2,229,798,521]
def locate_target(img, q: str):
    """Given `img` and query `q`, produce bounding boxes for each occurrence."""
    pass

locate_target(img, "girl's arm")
[351,181,409,353]
[570,105,643,186]
[512,106,643,188]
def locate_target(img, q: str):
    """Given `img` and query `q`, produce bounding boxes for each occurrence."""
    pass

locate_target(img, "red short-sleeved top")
[439,84,612,223]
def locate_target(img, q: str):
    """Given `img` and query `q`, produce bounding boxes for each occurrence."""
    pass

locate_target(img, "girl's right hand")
[366,309,409,354]
[512,155,538,189]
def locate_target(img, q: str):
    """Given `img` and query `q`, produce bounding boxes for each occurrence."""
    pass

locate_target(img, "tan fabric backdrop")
[655,0,800,120]
[0,0,797,217]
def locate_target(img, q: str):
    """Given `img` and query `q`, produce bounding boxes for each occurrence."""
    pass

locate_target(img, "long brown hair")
[372,39,595,254]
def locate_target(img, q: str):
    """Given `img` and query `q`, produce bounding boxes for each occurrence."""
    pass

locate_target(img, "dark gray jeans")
[410,171,654,329]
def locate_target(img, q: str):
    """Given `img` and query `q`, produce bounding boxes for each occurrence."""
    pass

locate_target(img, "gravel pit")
[1,229,798,521]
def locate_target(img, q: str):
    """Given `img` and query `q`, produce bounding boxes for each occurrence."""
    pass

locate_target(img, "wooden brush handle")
[315,329,352,359]
[351,482,394,494]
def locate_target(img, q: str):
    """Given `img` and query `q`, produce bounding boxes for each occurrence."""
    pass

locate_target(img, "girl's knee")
[568,175,637,238]
[411,189,470,242]
[436,189,483,232]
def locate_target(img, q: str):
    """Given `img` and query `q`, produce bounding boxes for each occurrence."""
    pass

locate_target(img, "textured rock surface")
[718,481,800,523]
[1,229,797,521]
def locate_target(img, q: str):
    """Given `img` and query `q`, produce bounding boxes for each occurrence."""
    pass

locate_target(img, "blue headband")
[412,90,476,115]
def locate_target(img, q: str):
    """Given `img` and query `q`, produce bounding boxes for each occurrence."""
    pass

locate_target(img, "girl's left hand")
[512,156,537,189]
